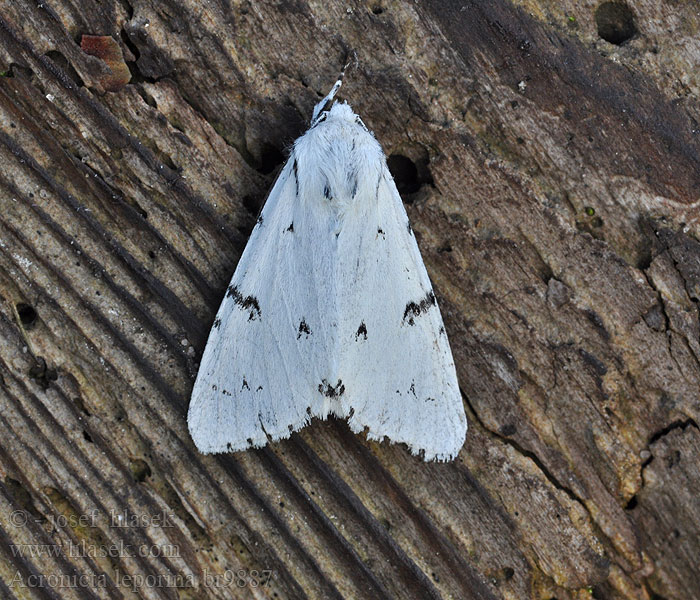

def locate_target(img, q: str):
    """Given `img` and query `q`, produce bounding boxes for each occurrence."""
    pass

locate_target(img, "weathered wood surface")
[0,1,699,598]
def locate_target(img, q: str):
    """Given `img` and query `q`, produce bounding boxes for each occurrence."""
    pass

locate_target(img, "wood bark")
[0,1,699,598]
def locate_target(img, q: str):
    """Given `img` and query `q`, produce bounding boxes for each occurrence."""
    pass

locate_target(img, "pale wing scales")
[188,158,334,453]
[336,166,467,461]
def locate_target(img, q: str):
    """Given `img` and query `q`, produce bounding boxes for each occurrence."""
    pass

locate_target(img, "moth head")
[311,102,369,135]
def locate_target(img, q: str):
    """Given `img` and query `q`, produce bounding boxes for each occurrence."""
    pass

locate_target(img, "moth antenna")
[311,51,358,125]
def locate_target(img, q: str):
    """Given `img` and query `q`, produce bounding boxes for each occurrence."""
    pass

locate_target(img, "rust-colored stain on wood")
[0,1,699,599]
[80,35,131,92]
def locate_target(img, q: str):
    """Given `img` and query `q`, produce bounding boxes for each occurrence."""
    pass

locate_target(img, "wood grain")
[0,0,699,598]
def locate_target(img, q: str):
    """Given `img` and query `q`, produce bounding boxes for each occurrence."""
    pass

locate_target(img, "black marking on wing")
[256,385,263,392]
[318,379,345,398]
[377,227,385,238]
[286,222,294,232]
[211,384,218,391]
[355,322,367,341]
[402,291,436,326]
[407,221,413,235]
[293,159,299,195]
[222,389,232,397]
[241,377,250,391]
[439,326,446,336]
[297,319,311,339]
[227,285,261,321]
[213,317,222,329]
[350,175,358,198]
[323,183,332,200]
[256,214,264,225]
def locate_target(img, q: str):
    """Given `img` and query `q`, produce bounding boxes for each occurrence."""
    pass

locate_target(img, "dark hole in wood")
[388,154,419,195]
[258,144,285,175]
[16,303,37,327]
[387,154,433,197]
[130,459,152,482]
[595,2,636,45]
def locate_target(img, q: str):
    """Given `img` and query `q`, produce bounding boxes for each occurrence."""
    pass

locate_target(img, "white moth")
[188,73,467,461]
